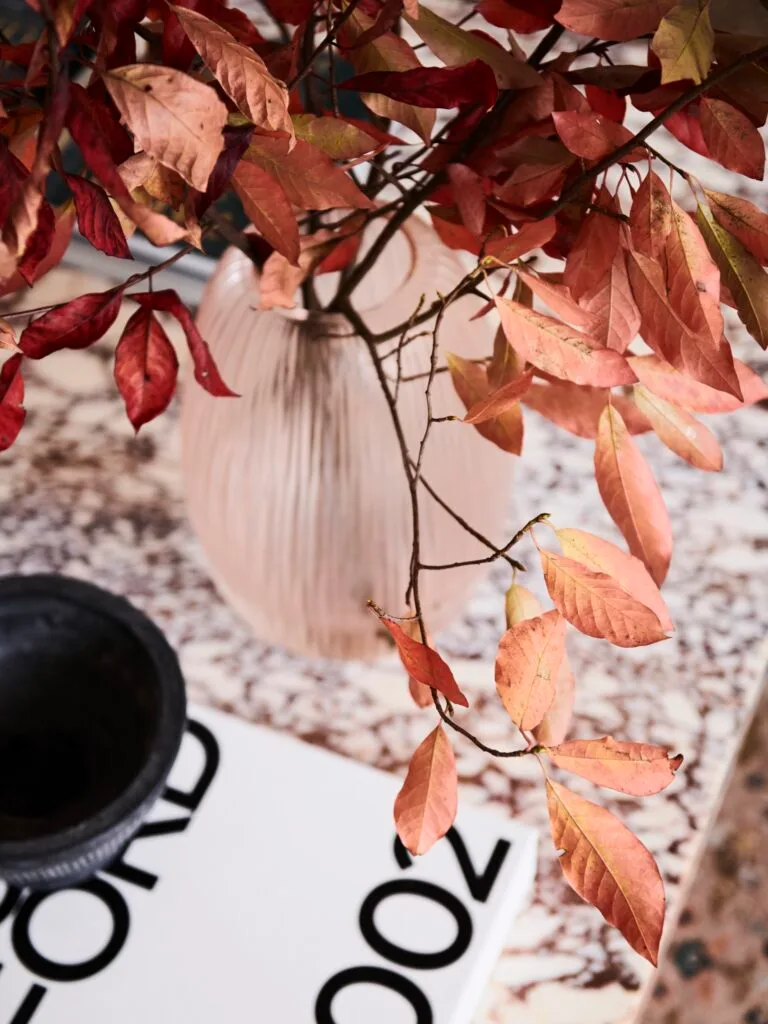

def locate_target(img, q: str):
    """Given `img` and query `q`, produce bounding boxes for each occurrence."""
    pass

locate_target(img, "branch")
[287,0,365,90]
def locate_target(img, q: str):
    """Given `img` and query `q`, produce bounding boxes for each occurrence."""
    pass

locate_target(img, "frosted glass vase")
[180,218,514,659]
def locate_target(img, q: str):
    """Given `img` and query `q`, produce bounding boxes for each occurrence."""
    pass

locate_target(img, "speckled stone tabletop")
[1,265,767,1023]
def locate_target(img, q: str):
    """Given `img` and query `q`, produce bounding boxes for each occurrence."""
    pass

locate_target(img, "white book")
[0,705,537,1024]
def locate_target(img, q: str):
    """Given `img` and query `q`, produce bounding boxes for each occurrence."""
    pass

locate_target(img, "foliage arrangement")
[2,0,768,966]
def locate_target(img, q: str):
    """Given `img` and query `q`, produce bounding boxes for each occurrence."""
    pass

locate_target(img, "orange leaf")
[546,779,665,964]
[626,249,742,398]
[633,384,723,471]
[552,110,642,162]
[170,5,293,141]
[522,380,650,439]
[401,615,435,708]
[540,549,668,647]
[628,353,768,413]
[484,217,557,263]
[495,610,566,731]
[555,527,673,632]
[665,199,723,347]
[630,169,672,259]
[463,369,533,424]
[578,247,640,353]
[699,97,765,180]
[446,352,523,455]
[496,298,636,388]
[532,663,575,747]
[505,582,543,627]
[104,64,228,192]
[546,737,683,796]
[232,159,299,264]
[380,617,469,707]
[515,268,602,333]
[704,188,768,265]
[394,725,458,856]
[595,404,672,584]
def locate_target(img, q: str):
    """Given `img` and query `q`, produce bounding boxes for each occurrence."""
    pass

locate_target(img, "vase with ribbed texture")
[180,218,514,659]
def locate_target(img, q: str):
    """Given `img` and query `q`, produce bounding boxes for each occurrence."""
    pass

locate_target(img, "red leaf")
[628,353,768,413]
[114,307,179,430]
[515,269,602,334]
[494,143,574,208]
[477,0,559,33]
[131,289,237,397]
[496,298,636,387]
[65,174,132,259]
[232,159,299,264]
[699,98,765,180]
[630,170,672,259]
[546,779,666,964]
[540,549,668,647]
[261,0,314,25]
[0,354,26,451]
[341,59,497,110]
[379,616,469,707]
[394,725,458,856]
[553,111,641,162]
[484,217,557,262]
[665,199,722,346]
[20,289,124,359]
[626,249,742,398]
[660,102,711,158]
[495,610,567,731]
[429,207,481,255]
[556,0,676,41]
[447,163,487,237]
[585,84,626,122]
[547,737,682,796]
[563,189,622,299]
[594,404,672,585]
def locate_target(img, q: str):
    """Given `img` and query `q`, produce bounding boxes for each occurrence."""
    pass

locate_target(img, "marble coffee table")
[1,266,766,1023]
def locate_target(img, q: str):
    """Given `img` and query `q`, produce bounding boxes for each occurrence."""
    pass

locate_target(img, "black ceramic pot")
[0,575,186,889]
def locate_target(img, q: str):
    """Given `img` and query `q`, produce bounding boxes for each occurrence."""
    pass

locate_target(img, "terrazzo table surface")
[1,267,767,1023]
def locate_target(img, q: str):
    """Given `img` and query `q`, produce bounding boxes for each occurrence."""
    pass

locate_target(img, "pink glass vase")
[180,218,514,659]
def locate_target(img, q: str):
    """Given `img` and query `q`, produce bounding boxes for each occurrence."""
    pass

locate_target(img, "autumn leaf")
[340,9,435,143]
[533,663,575,747]
[505,582,543,627]
[495,610,566,731]
[578,248,640,353]
[114,307,179,431]
[563,190,622,299]
[20,288,124,359]
[493,140,575,208]
[522,380,650,439]
[394,725,458,856]
[557,0,676,41]
[585,83,626,122]
[704,189,768,265]
[244,137,374,211]
[552,111,641,162]
[546,736,683,796]
[699,98,764,180]
[0,354,26,451]
[484,217,557,263]
[633,383,723,471]
[447,163,487,237]
[170,5,293,142]
[446,352,523,455]
[651,1,713,85]
[496,298,636,388]
[595,404,672,584]
[477,0,559,32]
[556,527,673,631]
[131,290,237,397]
[696,201,768,350]
[546,779,665,963]
[630,170,672,259]
[514,270,601,334]
[104,64,228,191]
[379,616,469,707]
[65,174,132,260]
[626,249,742,398]
[628,353,768,413]
[340,60,498,110]
[291,115,385,160]
[232,159,299,264]
[665,199,722,346]
[463,369,533,424]
[404,4,539,89]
